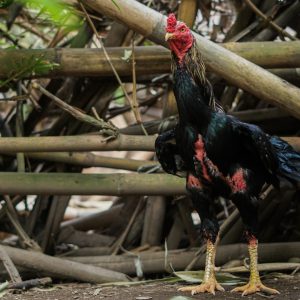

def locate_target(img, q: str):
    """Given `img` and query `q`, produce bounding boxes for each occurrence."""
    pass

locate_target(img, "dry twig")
[78,0,148,134]
[32,82,118,137]
[244,0,297,41]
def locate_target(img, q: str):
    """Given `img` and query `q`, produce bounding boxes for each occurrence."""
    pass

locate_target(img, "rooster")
[155,14,300,296]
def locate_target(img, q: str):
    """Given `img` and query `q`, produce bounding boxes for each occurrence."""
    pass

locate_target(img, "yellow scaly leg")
[231,238,280,296]
[178,240,224,295]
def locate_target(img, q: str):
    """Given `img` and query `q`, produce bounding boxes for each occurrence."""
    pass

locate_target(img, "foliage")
[0,54,59,88]
[17,0,82,31]
[0,0,13,8]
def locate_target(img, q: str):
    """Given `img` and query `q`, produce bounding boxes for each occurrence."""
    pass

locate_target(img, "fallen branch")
[244,0,297,41]
[2,245,129,283]
[0,246,22,284]
[32,83,118,137]
[3,196,41,252]
[8,277,52,290]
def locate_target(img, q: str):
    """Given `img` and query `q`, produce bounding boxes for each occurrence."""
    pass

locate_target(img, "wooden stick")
[0,173,185,195]
[32,83,118,136]
[1,245,129,283]
[8,277,52,290]
[0,246,22,284]
[3,196,41,252]
[82,0,300,119]
[244,0,297,41]
[253,1,300,42]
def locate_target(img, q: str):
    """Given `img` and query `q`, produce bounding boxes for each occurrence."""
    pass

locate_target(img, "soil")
[2,277,300,300]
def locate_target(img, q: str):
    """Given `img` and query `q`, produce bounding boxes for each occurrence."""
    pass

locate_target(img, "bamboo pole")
[0,134,300,154]
[24,152,157,171]
[64,242,300,275]
[0,135,298,152]
[1,245,129,283]
[61,204,124,230]
[0,134,156,152]
[222,262,300,273]
[0,173,185,195]
[178,0,197,28]
[1,43,300,78]
[82,0,300,119]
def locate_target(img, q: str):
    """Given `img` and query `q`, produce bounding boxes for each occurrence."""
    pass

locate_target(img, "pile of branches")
[0,0,299,288]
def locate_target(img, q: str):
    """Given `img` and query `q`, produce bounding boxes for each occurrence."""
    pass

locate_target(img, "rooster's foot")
[231,282,280,296]
[178,277,225,295]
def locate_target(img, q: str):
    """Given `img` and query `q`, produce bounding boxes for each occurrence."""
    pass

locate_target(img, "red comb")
[166,13,177,33]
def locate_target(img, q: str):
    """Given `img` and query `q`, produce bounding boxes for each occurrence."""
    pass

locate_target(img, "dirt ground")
[2,276,300,300]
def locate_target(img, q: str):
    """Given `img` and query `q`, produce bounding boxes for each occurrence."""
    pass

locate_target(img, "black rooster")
[155,14,300,296]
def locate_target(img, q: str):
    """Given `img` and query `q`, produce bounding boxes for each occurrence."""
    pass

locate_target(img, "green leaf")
[0,0,13,8]
[0,281,8,294]
[16,0,81,31]
[121,49,132,62]
[111,0,121,11]
[0,53,60,88]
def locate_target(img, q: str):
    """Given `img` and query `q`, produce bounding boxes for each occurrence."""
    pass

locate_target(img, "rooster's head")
[165,14,194,63]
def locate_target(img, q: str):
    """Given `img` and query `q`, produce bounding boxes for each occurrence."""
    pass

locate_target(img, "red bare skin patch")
[194,137,205,161]
[194,136,211,182]
[245,231,257,247]
[187,174,203,189]
[229,168,247,193]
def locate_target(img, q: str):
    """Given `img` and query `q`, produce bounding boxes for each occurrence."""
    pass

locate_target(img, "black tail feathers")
[270,136,300,184]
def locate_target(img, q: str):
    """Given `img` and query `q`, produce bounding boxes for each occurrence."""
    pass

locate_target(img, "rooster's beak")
[165,32,175,41]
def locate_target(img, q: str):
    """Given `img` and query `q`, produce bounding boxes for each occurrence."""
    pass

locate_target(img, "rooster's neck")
[171,44,214,129]
[173,66,212,129]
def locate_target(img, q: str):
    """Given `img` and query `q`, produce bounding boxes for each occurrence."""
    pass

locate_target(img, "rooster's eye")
[180,28,186,32]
